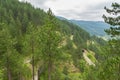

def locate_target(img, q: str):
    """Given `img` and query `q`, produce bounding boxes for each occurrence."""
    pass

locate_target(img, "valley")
[0,0,119,80]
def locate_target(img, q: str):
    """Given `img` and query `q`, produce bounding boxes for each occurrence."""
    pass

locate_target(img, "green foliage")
[103,3,120,79]
[0,0,111,80]
[84,3,120,80]
[103,3,120,36]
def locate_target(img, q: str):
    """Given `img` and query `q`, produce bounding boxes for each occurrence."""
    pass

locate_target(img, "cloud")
[55,9,104,21]
[53,0,119,21]
[20,0,120,21]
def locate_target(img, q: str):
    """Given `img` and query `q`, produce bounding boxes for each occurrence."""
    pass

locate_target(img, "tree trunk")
[7,57,12,80]
[31,38,35,80]
[48,59,52,80]
[38,68,40,80]
[32,56,35,80]
[37,65,45,80]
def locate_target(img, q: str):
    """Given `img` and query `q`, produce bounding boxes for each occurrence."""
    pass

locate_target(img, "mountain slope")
[0,0,93,80]
[70,20,111,36]
[0,0,107,80]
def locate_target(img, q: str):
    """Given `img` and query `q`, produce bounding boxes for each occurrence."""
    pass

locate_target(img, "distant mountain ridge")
[70,20,111,36]
[57,16,111,36]
[56,16,67,20]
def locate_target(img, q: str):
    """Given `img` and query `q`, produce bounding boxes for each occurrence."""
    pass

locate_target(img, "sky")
[19,0,120,21]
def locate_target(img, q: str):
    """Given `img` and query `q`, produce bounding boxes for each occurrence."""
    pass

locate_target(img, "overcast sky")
[20,0,120,21]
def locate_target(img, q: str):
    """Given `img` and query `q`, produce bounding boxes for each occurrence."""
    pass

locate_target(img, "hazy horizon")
[19,0,120,21]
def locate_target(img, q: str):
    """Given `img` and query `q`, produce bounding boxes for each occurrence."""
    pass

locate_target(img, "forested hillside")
[0,0,119,80]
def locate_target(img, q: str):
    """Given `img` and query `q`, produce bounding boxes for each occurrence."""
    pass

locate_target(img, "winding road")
[82,50,95,66]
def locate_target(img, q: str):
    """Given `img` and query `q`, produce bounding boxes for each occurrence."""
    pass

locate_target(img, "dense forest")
[0,0,120,80]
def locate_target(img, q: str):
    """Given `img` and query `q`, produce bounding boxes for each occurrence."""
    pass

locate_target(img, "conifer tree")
[103,3,120,37]
[102,3,120,80]
[38,8,63,80]
[24,23,39,80]
[103,2,120,57]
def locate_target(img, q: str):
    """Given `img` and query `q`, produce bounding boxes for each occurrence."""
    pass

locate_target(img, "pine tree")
[102,2,120,80]
[38,9,63,80]
[24,23,39,80]
[103,3,120,37]
[103,2,120,56]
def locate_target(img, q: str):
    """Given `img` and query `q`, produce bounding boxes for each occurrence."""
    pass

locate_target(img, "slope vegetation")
[0,0,106,80]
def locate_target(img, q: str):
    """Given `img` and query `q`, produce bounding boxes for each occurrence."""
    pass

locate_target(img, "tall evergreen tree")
[102,2,120,80]
[0,23,22,80]
[103,2,120,57]
[24,23,39,80]
[38,9,63,80]
[103,3,120,37]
